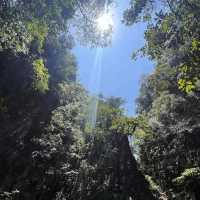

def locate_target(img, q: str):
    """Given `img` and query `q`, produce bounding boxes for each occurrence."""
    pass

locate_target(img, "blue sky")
[73,1,154,116]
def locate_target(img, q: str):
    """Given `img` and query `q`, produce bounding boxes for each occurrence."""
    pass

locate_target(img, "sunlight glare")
[97,12,113,32]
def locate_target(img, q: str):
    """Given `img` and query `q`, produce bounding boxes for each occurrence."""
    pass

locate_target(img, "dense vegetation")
[0,0,200,200]
[123,0,200,199]
[0,0,153,199]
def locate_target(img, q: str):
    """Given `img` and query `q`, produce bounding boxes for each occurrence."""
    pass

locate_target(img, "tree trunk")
[111,133,155,200]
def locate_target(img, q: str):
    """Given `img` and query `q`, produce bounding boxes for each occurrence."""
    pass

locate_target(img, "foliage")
[81,96,156,200]
[26,20,48,52]
[111,114,152,138]
[32,59,49,93]
[123,0,149,25]
[173,167,200,186]
[145,175,168,200]
[0,18,30,53]
[94,96,124,131]
[0,1,156,199]
[3,0,200,199]
[124,0,200,93]
[124,1,200,199]
[0,1,116,199]
[145,175,160,192]
[0,0,114,56]
[44,35,77,84]
[111,116,137,135]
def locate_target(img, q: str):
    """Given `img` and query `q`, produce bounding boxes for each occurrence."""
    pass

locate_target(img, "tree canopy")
[1,0,200,200]
[122,0,200,199]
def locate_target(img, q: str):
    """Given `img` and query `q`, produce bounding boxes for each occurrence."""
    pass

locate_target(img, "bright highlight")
[97,12,113,31]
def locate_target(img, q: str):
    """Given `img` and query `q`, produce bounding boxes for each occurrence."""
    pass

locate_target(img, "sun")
[97,12,113,32]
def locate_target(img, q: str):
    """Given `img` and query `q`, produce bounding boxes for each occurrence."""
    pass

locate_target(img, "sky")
[73,0,154,116]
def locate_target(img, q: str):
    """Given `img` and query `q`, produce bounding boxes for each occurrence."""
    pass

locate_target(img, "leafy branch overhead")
[123,0,200,199]
[124,0,200,93]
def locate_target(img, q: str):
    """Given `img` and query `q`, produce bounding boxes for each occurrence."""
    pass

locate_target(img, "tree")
[123,2,200,198]
[82,96,155,200]
[0,1,113,199]
[124,0,200,93]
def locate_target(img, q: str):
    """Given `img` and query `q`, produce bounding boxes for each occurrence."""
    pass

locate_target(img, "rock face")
[84,132,156,200]
[109,133,156,200]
